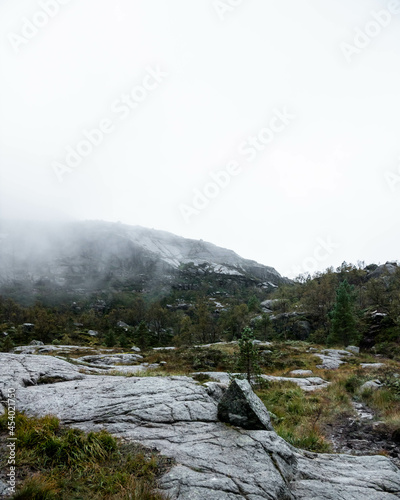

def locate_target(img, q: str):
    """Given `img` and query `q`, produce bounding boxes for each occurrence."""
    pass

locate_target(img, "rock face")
[346,345,360,354]
[316,349,353,370]
[217,379,274,431]
[76,353,143,365]
[2,353,400,499]
[0,481,9,497]
[0,220,288,301]
[196,372,330,392]
[361,363,385,369]
[12,345,94,355]
[360,379,383,391]
[289,370,313,377]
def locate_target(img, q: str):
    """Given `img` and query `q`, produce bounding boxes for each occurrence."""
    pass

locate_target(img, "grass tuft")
[0,412,170,500]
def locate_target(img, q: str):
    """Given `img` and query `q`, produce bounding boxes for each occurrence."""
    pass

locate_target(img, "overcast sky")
[1,0,399,278]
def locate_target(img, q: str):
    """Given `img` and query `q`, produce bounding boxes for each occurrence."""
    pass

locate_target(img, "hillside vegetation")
[1,261,399,358]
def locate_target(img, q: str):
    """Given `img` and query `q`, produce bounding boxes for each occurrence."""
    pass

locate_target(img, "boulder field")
[1,353,400,499]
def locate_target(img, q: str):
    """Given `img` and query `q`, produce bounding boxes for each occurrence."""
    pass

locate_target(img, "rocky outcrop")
[217,379,274,430]
[360,311,393,351]
[367,262,398,279]
[0,481,8,498]
[196,372,330,392]
[289,370,313,377]
[346,345,360,354]
[316,349,353,370]
[1,353,400,499]
[76,353,143,365]
[0,353,85,396]
[360,363,385,369]
[360,379,383,391]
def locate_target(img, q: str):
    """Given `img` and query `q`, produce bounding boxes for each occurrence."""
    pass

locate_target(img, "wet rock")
[260,299,282,311]
[76,353,143,365]
[316,349,352,370]
[392,429,400,444]
[293,453,400,500]
[262,375,329,392]
[0,354,84,397]
[195,372,329,392]
[289,369,313,376]
[217,379,274,430]
[117,321,129,329]
[360,380,383,391]
[2,353,400,500]
[204,382,227,401]
[346,345,360,354]
[12,345,93,355]
[0,480,11,497]
[367,262,398,279]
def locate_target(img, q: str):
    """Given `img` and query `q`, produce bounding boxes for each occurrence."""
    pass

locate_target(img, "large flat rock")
[2,353,400,500]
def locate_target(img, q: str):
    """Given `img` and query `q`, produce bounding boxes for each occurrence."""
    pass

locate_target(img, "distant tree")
[192,299,215,344]
[0,336,14,352]
[104,329,116,348]
[135,321,150,350]
[366,278,389,312]
[247,295,260,313]
[173,315,194,346]
[328,280,358,346]
[219,304,249,341]
[147,303,168,343]
[118,332,130,349]
[236,327,261,386]
[253,313,273,340]
[301,269,338,335]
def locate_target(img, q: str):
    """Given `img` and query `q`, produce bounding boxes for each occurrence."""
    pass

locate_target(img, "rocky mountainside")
[1,352,400,499]
[0,220,286,301]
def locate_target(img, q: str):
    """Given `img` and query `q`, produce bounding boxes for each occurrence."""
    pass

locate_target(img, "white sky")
[0,0,399,278]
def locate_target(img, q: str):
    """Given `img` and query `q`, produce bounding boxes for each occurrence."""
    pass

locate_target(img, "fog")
[1,0,399,277]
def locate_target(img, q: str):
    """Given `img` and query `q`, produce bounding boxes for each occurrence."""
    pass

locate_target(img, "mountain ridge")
[0,220,287,301]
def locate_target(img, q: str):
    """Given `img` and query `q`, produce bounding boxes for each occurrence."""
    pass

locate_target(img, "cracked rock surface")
[2,353,400,499]
[75,353,143,365]
[315,349,353,370]
[196,372,330,392]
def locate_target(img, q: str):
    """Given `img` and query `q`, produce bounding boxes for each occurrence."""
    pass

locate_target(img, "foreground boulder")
[217,378,273,430]
[1,353,400,499]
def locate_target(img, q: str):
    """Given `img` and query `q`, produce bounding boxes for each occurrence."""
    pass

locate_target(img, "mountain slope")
[0,220,287,300]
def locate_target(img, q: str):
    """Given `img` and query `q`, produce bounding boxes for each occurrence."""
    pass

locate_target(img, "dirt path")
[324,400,400,467]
